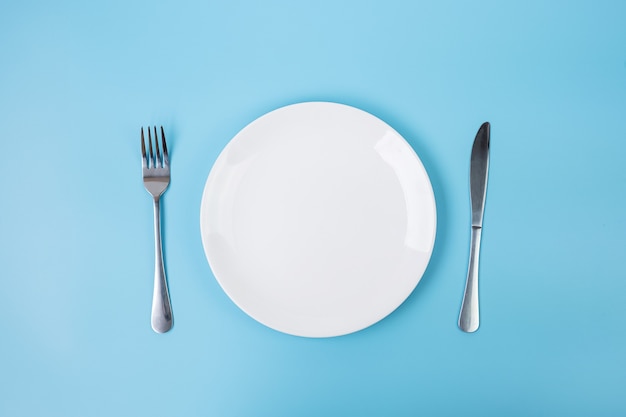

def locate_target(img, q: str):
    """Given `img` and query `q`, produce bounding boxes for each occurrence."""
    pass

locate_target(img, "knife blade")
[458,122,490,333]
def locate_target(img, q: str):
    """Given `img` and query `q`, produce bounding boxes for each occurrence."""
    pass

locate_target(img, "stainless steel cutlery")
[458,122,490,333]
[141,126,173,333]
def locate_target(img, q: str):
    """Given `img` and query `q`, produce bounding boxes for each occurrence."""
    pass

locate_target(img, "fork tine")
[141,127,148,168]
[160,126,169,166]
[154,126,161,168]
[148,126,155,168]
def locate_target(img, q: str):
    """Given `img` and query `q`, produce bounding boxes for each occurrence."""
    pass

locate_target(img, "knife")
[458,122,490,333]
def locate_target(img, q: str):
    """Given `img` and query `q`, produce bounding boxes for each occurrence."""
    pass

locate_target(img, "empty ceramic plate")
[200,102,436,337]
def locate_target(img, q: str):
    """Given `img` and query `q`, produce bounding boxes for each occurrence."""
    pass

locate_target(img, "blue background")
[1,0,625,416]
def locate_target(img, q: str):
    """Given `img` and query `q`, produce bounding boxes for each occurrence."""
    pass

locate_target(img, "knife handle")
[458,226,482,332]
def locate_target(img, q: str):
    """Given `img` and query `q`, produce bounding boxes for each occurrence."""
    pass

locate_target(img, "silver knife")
[458,122,490,333]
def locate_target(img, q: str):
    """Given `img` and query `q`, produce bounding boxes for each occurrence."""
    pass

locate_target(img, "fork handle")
[458,226,481,332]
[151,197,173,333]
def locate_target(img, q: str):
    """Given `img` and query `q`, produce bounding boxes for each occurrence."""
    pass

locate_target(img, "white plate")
[200,102,436,337]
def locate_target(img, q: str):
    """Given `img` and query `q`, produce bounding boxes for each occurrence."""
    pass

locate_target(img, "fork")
[141,126,173,333]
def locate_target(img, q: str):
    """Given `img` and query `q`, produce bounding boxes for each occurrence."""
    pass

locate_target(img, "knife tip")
[478,122,490,147]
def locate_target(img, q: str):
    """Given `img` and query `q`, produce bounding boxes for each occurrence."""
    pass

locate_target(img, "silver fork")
[141,126,173,333]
